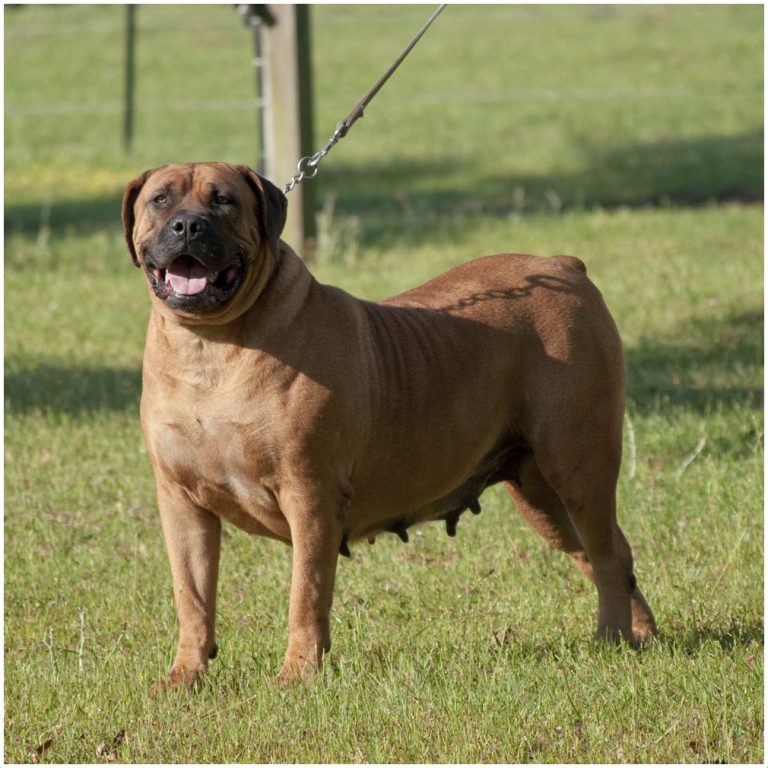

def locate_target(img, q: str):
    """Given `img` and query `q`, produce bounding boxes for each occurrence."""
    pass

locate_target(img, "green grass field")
[5,4,763,763]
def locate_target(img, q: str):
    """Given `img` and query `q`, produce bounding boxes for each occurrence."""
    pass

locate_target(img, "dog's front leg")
[154,482,221,691]
[278,491,343,683]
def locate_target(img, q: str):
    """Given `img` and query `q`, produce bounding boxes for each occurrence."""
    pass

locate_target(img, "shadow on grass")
[511,619,763,661]
[4,130,762,246]
[626,309,763,417]
[625,309,763,459]
[317,128,763,248]
[5,194,125,242]
[5,363,142,415]
[672,619,764,655]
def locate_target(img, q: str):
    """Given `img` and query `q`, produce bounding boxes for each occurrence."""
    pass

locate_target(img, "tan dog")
[122,162,656,687]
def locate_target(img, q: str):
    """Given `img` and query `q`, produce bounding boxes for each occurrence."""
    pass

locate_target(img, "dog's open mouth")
[147,255,243,309]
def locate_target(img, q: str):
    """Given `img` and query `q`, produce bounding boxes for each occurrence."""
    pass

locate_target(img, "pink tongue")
[166,261,214,296]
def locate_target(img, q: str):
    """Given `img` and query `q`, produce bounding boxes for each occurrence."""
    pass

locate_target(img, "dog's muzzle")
[142,211,245,313]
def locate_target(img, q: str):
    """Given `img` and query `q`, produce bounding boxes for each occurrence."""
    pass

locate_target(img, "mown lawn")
[5,4,763,763]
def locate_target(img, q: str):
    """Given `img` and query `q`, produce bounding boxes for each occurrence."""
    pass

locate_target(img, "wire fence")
[7,84,760,120]
[7,6,760,119]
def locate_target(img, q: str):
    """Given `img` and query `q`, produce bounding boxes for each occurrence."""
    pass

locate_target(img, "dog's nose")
[169,212,208,240]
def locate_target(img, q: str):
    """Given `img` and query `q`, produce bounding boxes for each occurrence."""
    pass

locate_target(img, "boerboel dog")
[122,162,657,687]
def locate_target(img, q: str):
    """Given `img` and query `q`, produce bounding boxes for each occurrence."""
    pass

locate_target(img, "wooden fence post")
[261,5,316,255]
[123,5,136,153]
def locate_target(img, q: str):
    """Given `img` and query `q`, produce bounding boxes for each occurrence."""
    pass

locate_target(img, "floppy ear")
[236,165,288,257]
[121,168,158,267]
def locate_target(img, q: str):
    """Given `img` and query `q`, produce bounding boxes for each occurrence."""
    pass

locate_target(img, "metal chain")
[283,132,340,194]
[283,4,446,195]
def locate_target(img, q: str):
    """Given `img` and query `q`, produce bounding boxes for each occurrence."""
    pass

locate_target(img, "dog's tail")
[553,255,588,274]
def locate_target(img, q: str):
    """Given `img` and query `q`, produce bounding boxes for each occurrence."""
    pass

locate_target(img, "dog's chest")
[146,411,288,539]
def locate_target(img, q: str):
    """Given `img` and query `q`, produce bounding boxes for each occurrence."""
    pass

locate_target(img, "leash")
[283,4,447,194]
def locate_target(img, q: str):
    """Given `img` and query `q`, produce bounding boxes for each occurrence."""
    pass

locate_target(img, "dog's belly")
[344,430,529,541]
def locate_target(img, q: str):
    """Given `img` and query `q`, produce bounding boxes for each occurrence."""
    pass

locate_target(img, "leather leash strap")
[283,4,447,194]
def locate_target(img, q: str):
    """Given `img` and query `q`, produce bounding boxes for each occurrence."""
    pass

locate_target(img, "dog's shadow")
[503,619,763,661]
[671,620,764,656]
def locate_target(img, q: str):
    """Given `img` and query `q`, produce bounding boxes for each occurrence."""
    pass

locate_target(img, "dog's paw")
[149,663,206,696]
[630,588,658,644]
[276,657,321,687]
[630,615,658,645]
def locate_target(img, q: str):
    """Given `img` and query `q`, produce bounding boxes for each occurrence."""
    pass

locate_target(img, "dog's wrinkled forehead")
[141,164,255,212]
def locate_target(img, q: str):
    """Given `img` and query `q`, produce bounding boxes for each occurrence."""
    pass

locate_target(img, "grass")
[4,4,764,764]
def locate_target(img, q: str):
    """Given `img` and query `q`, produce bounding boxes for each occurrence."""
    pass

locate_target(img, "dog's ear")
[236,165,288,257]
[122,168,158,267]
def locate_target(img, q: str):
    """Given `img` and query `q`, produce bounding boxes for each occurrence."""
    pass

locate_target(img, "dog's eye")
[214,194,231,206]
[153,194,167,206]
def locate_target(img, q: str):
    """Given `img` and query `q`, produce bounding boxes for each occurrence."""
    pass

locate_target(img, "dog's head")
[122,163,287,322]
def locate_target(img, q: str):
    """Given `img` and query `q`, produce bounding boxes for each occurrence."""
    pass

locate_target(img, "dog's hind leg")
[505,457,593,580]
[506,452,656,644]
